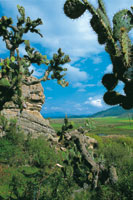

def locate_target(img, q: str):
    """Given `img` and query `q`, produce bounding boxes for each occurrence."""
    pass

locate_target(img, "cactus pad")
[121,96,133,110]
[0,78,10,87]
[124,82,133,97]
[103,91,124,105]
[64,0,86,19]
[102,73,118,90]
[113,9,133,40]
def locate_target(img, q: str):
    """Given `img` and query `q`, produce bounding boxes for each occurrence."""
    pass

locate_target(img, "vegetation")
[50,117,133,136]
[0,115,133,200]
[0,5,70,111]
[64,0,133,109]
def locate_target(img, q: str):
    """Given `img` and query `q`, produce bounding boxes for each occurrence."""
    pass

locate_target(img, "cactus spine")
[64,0,133,109]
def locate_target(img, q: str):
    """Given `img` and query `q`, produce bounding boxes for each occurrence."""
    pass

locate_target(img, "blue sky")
[0,0,133,116]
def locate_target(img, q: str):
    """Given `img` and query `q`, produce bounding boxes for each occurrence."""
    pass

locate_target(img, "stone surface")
[64,130,98,149]
[4,76,45,112]
[1,76,56,138]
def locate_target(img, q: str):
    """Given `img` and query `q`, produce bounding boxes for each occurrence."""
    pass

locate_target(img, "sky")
[0,0,133,117]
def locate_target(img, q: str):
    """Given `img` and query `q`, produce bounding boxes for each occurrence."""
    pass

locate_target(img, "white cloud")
[90,99,103,107]
[104,64,113,74]
[73,82,97,90]
[29,65,44,77]
[0,0,103,63]
[84,96,103,108]
[65,64,89,83]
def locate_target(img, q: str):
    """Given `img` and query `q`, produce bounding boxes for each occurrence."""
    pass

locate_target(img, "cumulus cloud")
[0,0,132,71]
[0,0,103,62]
[84,97,103,108]
[65,64,89,83]
[90,98,103,107]
[0,0,132,62]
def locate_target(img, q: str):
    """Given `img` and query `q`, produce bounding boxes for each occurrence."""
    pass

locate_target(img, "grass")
[49,117,133,137]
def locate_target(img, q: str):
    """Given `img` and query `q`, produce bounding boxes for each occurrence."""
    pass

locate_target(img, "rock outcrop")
[1,76,56,138]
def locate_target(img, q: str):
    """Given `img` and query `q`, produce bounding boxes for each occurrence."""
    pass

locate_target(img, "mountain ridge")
[41,106,133,119]
[90,106,133,118]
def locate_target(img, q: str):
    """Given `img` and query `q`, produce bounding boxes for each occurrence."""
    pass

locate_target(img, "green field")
[49,117,133,137]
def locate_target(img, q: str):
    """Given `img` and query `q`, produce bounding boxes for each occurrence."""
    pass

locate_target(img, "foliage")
[0,116,75,199]
[0,5,71,111]
[64,0,133,109]
[84,118,96,130]
[57,115,73,141]
[0,116,133,199]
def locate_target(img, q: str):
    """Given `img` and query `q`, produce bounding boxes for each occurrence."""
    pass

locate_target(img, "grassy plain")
[49,117,133,137]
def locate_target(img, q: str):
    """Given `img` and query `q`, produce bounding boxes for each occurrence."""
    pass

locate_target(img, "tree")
[64,0,133,109]
[0,5,70,111]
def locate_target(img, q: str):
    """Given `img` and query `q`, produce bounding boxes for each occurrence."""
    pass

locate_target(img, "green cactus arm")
[97,0,107,15]
[82,0,119,54]
[96,7,112,34]
[113,9,133,40]
[105,36,121,56]
[82,0,97,15]
[22,48,70,87]
[119,28,132,68]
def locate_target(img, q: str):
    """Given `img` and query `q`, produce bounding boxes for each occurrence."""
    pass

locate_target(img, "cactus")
[64,0,133,109]
[64,0,86,19]
[57,115,73,142]
[103,91,124,105]
[102,73,118,90]
[0,5,71,111]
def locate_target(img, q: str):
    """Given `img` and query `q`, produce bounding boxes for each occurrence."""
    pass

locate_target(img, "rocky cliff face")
[1,76,56,138]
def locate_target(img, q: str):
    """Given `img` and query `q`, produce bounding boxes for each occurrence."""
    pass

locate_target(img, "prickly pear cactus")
[64,0,133,109]
[64,0,86,19]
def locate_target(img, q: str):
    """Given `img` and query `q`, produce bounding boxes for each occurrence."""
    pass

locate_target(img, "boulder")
[1,76,56,138]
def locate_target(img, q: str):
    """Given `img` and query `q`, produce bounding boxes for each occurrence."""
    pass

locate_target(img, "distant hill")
[41,112,90,119]
[91,106,133,118]
[41,106,133,119]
